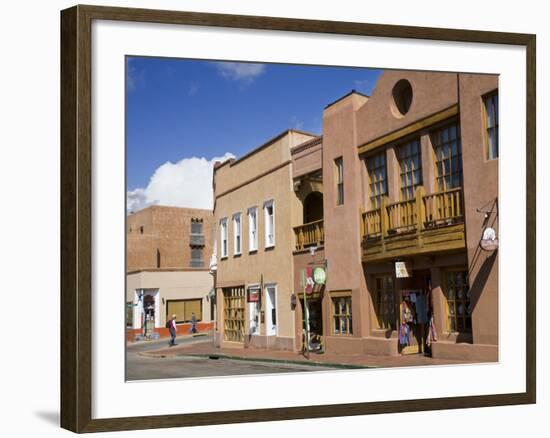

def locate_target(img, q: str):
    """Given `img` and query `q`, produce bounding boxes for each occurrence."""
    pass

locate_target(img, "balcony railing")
[190,233,205,246]
[361,187,465,261]
[294,219,324,250]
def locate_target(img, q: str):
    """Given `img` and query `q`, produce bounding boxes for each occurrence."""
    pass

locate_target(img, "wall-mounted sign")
[247,287,260,302]
[480,227,499,251]
[313,267,326,285]
[395,261,412,278]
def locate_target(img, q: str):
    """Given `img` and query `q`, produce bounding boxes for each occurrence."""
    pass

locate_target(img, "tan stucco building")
[126,206,215,338]
[212,130,317,350]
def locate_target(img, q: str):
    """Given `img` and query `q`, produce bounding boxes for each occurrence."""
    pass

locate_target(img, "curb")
[140,350,372,369]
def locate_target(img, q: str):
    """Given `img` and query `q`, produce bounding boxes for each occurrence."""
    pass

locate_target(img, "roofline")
[324,89,370,109]
[127,205,214,215]
[215,128,319,171]
[291,136,323,155]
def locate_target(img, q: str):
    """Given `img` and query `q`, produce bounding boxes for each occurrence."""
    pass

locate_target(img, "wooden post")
[416,186,425,248]
[380,197,388,238]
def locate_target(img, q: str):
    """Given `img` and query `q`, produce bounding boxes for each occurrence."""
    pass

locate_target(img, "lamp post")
[303,245,317,359]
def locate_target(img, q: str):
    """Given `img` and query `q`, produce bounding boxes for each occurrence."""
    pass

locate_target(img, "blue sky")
[126,57,382,212]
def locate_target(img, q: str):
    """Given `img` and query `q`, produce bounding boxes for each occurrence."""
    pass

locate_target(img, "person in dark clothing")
[168,314,177,346]
[190,312,198,334]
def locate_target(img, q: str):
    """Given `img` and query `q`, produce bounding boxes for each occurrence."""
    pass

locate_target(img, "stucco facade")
[211,71,499,363]
[212,130,317,351]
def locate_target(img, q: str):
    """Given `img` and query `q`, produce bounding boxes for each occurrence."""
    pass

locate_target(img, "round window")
[391,79,413,117]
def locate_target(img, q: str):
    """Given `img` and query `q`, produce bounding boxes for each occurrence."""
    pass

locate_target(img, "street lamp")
[303,246,317,359]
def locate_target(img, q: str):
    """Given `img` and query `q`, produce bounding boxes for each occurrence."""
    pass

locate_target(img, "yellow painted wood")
[357,105,459,155]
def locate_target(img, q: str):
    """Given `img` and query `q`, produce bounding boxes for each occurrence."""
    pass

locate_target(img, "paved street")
[126,334,338,381]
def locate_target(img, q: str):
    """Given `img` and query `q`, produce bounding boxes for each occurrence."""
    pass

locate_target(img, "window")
[366,152,387,209]
[166,299,202,324]
[332,294,352,335]
[248,207,258,251]
[220,218,228,258]
[264,200,275,248]
[335,157,344,205]
[432,123,462,191]
[374,275,396,330]
[190,220,203,235]
[126,302,133,328]
[397,139,422,200]
[445,270,471,333]
[391,79,413,117]
[190,248,203,267]
[233,213,242,255]
[484,92,499,160]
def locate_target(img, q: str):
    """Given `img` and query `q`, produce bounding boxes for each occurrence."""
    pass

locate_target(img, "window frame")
[483,90,499,161]
[248,206,258,252]
[165,298,203,324]
[366,151,388,210]
[334,156,344,206]
[373,274,396,330]
[264,200,275,248]
[220,217,228,259]
[397,138,422,201]
[444,268,472,334]
[190,247,204,268]
[432,122,462,192]
[233,212,242,256]
[330,291,353,336]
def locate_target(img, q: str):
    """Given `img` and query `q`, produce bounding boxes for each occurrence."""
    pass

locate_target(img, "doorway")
[301,297,323,352]
[264,285,277,336]
[398,271,431,355]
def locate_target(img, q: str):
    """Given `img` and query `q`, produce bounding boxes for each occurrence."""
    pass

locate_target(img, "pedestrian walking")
[190,312,198,334]
[167,314,177,346]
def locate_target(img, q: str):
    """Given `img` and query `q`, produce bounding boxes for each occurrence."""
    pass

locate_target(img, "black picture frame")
[60,4,536,433]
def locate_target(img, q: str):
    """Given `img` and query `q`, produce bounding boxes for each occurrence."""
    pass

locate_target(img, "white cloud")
[127,153,235,214]
[215,62,266,81]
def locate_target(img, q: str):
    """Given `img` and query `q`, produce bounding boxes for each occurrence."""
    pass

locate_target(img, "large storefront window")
[331,294,352,335]
[445,270,471,333]
[166,299,202,324]
[374,275,396,330]
[223,286,245,342]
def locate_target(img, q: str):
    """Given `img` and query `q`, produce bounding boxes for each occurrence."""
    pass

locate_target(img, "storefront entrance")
[301,297,323,352]
[397,271,431,355]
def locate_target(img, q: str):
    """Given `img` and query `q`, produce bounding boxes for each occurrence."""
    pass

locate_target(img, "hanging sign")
[313,267,326,285]
[395,261,412,278]
[480,227,499,251]
[303,267,315,294]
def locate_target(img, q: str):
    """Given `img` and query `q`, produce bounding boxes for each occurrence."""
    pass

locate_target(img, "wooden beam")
[357,105,459,155]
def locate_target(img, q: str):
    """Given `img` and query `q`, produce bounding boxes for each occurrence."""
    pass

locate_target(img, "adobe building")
[126,205,215,339]
[211,129,317,351]
[308,71,498,361]
[212,70,499,363]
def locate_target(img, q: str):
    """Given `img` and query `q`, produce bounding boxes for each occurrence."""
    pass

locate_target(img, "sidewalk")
[140,339,475,369]
[127,332,209,347]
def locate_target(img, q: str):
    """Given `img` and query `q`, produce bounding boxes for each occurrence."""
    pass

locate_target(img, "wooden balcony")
[294,219,324,251]
[360,187,465,262]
